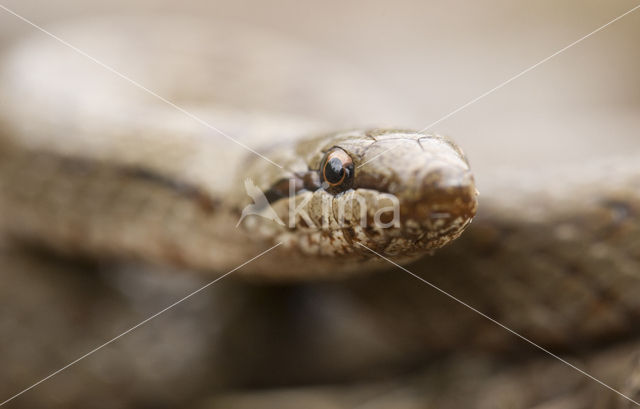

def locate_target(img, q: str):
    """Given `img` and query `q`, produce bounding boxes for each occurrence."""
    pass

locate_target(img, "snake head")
[347,130,478,255]
[239,129,478,263]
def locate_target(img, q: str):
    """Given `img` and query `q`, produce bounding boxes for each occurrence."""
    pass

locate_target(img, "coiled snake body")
[1,15,640,409]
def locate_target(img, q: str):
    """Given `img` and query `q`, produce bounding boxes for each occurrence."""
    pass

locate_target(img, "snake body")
[1,15,640,409]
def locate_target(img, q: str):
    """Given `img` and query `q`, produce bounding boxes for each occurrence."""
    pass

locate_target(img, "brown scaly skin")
[239,129,477,261]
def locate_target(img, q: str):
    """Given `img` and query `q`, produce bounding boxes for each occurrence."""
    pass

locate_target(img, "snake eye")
[321,148,354,191]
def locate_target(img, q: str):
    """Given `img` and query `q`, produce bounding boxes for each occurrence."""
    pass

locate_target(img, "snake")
[0,16,477,280]
[1,15,640,409]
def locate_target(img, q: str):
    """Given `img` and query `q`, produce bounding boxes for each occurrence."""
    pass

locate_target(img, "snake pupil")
[325,157,345,184]
[321,147,354,192]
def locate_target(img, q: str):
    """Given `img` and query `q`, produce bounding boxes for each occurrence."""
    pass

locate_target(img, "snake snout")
[350,132,477,251]
[403,164,477,244]
[421,167,477,225]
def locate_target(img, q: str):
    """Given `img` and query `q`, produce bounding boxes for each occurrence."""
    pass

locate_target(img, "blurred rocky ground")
[2,240,639,409]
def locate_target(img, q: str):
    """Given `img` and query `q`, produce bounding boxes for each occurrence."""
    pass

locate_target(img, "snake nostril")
[429,212,452,220]
[412,169,478,227]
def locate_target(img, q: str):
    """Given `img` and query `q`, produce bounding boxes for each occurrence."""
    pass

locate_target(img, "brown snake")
[0,17,477,279]
[1,15,640,409]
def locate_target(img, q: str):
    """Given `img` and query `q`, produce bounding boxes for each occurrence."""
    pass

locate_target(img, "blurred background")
[0,1,638,408]
[1,0,639,178]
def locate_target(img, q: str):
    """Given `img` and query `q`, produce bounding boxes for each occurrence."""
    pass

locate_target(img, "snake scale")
[1,15,640,409]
